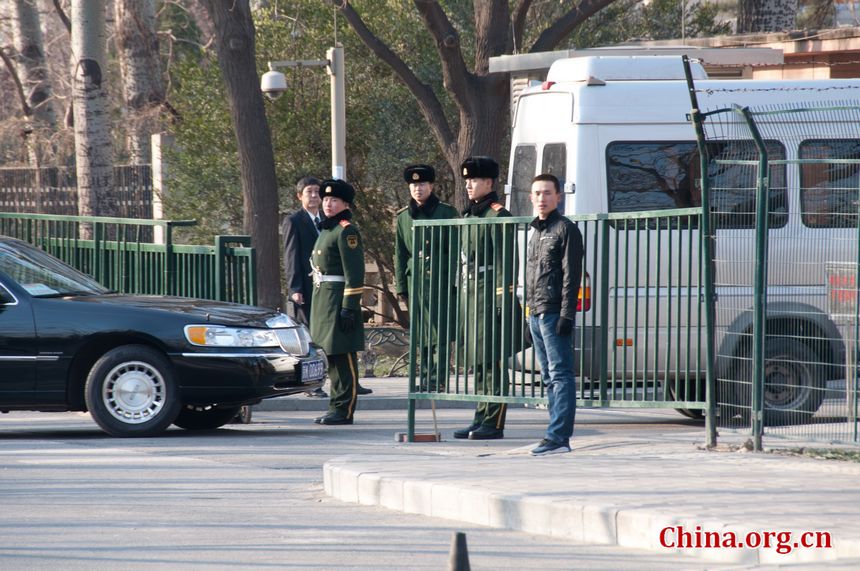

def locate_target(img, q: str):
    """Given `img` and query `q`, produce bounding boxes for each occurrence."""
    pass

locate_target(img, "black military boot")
[468,425,504,440]
[453,423,480,439]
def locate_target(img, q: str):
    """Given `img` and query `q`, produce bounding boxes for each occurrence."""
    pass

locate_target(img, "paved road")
[0,407,737,570]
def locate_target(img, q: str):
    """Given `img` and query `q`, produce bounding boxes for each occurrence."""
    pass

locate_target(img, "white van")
[506,55,860,423]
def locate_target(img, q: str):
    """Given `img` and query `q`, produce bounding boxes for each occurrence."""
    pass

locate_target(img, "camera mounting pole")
[261,45,347,181]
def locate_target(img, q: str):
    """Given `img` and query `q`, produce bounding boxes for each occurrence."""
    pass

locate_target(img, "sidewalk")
[317,379,860,566]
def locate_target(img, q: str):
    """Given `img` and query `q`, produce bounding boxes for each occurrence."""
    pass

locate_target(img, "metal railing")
[405,210,711,440]
[0,165,153,218]
[0,213,256,305]
[691,99,860,448]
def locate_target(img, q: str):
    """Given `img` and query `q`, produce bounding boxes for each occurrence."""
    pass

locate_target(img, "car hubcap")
[102,361,165,424]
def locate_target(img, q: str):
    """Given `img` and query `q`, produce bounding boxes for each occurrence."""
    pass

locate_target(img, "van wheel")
[727,338,825,427]
[666,380,705,420]
[85,345,181,437]
[173,405,242,430]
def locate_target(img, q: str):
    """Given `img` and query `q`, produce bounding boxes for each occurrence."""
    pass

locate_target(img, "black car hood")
[66,294,280,327]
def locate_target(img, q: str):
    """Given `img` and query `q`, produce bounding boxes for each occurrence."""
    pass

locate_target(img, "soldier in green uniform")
[394,164,459,392]
[310,179,365,425]
[454,156,520,440]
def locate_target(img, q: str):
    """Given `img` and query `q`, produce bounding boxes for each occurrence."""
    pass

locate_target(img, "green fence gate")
[0,213,256,305]
[406,209,715,442]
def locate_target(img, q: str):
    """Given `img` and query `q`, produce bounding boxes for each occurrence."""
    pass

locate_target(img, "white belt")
[316,275,346,283]
[462,265,494,280]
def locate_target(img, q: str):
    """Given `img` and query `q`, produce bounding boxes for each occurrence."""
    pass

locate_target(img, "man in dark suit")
[283,176,323,327]
[284,176,372,397]
[283,176,328,398]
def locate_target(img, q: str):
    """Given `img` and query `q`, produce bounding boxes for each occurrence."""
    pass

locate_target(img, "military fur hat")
[320,179,355,203]
[403,164,435,183]
[460,156,499,180]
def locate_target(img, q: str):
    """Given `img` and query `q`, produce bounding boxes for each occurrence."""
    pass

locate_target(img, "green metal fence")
[405,209,712,441]
[0,212,256,305]
[691,101,860,448]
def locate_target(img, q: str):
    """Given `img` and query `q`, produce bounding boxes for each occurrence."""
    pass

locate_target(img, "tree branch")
[0,47,33,116]
[412,0,472,108]
[52,0,72,35]
[336,1,457,157]
[512,0,533,53]
[529,0,618,53]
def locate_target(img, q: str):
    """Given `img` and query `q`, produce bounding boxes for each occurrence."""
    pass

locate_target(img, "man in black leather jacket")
[525,174,583,456]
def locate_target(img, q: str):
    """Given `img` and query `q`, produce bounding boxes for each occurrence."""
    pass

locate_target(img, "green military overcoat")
[459,193,523,365]
[309,213,365,355]
[394,194,459,345]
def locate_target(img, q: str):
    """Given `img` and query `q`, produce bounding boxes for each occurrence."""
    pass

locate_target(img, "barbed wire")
[709,58,860,68]
[696,85,860,94]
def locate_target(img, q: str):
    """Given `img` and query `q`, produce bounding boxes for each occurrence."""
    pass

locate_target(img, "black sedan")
[0,236,326,437]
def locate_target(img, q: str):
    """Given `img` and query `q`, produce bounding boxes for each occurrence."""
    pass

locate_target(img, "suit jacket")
[283,208,323,323]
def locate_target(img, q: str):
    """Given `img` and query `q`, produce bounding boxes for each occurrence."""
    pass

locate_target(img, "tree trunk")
[200,0,280,309]
[70,0,116,221]
[11,0,56,166]
[449,74,510,210]
[737,0,798,33]
[114,0,165,164]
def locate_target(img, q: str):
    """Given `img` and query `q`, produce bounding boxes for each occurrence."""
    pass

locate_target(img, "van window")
[542,143,567,211]
[706,140,787,229]
[800,139,860,228]
[606,141,787,229]
[510,145,537,216]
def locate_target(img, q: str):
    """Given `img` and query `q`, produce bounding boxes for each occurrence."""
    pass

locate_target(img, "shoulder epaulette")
[396,206,408,214]
[339,220,351,228]
[490,202,504,212]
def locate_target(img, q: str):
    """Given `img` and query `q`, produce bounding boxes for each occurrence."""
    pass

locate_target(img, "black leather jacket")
[525,209,584,319]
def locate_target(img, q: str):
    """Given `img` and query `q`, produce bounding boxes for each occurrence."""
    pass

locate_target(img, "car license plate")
[302,359,325,382]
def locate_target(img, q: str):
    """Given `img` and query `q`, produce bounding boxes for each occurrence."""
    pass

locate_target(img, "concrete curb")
[323,456,860,565]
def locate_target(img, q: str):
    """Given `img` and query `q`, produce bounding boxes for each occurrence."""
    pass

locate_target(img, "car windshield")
[0,241,109,297]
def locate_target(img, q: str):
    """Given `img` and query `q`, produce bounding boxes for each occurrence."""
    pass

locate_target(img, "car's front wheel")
[173,405,242,430]
[85,345,181,437]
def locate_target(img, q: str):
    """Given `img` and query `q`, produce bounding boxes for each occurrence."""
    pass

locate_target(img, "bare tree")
[738,0,799,33]
[335,0,617,209]
[70,0,116,219]
[199,0,280,308]
[7,0,57,165]
[114,0,166,164]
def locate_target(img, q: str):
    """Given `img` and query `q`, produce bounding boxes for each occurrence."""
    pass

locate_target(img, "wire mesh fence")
[695,102,860,445]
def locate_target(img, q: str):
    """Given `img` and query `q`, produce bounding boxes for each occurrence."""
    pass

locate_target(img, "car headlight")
[184,322,312,356]
[185,325,280,348]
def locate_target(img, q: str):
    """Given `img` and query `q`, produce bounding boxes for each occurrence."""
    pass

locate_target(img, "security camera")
[261,70,287,100]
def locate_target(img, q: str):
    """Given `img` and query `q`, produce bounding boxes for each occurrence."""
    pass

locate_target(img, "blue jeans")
[529,312,577,444]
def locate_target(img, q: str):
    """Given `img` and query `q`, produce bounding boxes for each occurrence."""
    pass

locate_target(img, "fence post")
[151,133,174,245]
[740,105,770,452]
[406,223,419,442]
[164,222,175,296]
[598,218,610,403]
[684,55,718,448]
